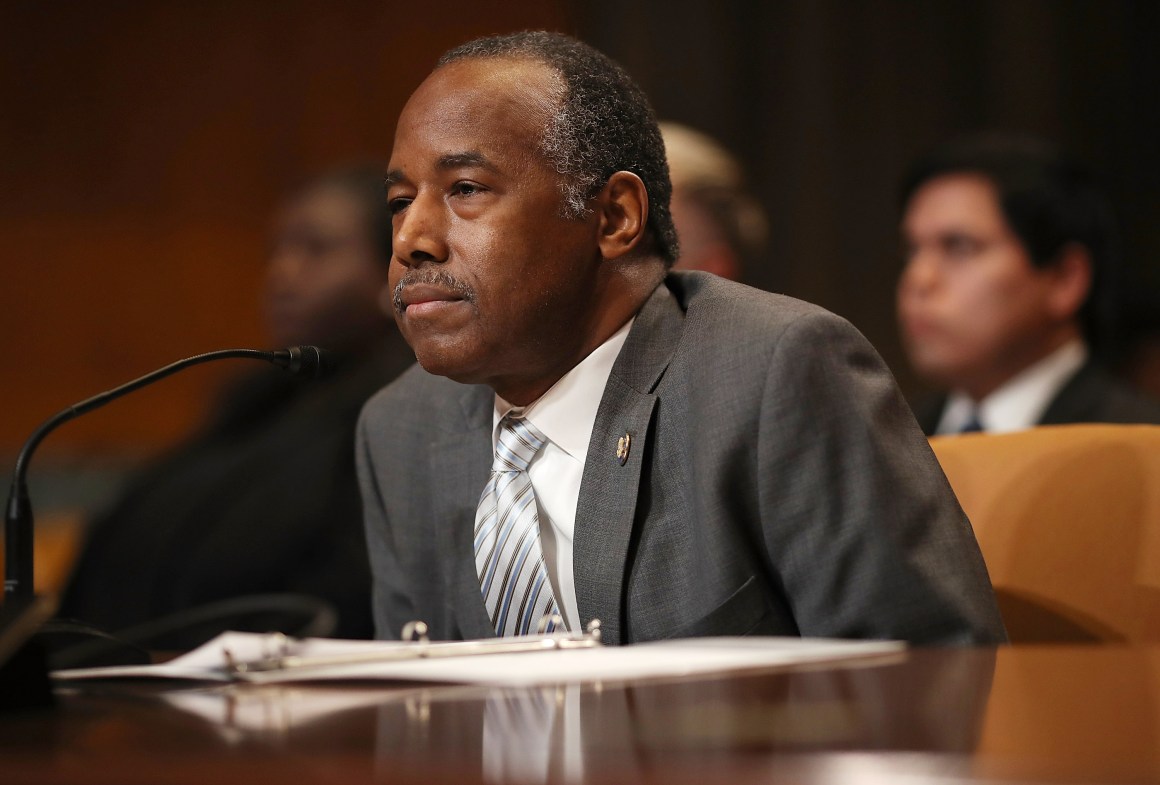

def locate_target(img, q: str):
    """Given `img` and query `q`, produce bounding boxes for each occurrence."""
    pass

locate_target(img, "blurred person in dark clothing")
[59,165,414,642]
[1118,288,1160,403]
[896,134,1160,435]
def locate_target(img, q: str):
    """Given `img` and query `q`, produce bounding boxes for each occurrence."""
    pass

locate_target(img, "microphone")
[269,345,331,378]
[4,346,331,602]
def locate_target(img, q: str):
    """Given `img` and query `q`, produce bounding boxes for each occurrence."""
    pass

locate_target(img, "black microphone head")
[271,346,334,379]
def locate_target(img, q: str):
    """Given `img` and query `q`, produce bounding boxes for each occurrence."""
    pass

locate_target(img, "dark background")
[577,0,1160,386]
[3,0,1157,469]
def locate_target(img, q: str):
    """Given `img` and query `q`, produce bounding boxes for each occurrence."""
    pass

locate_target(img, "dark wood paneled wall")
[6,1,1157,463]
[0,2,572,459]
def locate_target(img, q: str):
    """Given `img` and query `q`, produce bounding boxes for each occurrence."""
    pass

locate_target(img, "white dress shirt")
[491,319,634,631]
[936,339,1088,435]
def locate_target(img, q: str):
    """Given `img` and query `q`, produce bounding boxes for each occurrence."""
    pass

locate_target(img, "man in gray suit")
[357,32,1005,646]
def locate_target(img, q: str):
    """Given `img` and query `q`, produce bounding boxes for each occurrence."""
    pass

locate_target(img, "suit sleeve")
[754,310,1007,644]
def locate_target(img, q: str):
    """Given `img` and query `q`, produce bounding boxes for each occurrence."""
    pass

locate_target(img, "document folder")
[224,619,603,677]
[52,620,906,688]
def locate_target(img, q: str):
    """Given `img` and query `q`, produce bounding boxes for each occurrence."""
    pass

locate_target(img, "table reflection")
[13,646,1160,785]
[367,647,996,783]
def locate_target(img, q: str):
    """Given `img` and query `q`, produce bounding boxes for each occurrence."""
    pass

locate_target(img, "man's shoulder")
[1046,361,1160,425]
[666,271,868,353]
[669,271,828,319]
[668,269,858,333]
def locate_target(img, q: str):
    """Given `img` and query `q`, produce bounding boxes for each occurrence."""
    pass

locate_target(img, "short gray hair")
[438,31,679,264]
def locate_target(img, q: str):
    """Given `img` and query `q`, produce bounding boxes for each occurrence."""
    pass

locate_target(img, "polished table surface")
[4,644,1160,784]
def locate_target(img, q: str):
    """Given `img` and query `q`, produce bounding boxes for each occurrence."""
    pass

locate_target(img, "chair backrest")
[929,424,1160,643]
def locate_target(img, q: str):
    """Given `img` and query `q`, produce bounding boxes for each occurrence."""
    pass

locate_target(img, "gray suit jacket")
[357,272,1006,645]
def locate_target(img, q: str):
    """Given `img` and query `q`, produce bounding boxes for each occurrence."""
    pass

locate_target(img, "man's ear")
[595,171,648,261]
[1047,243,1093,320]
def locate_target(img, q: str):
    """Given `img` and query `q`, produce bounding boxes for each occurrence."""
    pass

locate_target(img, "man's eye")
[942,235,983,258]
[452,181,484,197]
[388,197,412,215]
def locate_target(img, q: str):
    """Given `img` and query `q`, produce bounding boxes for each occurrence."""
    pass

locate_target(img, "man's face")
[264,186,391,351]
[896,174,1071,396]
[386,58,604,402]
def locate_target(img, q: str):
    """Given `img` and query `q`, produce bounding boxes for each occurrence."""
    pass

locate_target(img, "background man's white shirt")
[936,339,1088,434]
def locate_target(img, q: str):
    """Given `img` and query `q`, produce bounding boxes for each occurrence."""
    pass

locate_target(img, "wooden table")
[3,644,1158,784]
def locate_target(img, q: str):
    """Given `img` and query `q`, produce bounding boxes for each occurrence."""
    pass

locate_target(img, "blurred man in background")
[659,122,767,283]
[896,134,1160,435]
[59,165,414,644]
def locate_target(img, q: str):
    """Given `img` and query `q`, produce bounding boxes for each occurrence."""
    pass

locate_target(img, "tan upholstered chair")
[929,424,1160,643]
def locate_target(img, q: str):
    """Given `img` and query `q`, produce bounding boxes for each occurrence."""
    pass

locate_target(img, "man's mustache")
[392,270,477,314]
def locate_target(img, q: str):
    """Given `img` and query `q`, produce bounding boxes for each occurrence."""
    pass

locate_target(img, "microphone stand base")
[0,596,56,712]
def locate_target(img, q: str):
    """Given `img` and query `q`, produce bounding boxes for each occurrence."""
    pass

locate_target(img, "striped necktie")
[474,415,559,636]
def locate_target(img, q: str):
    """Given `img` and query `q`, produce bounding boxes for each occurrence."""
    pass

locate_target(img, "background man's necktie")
[474,415,559,636]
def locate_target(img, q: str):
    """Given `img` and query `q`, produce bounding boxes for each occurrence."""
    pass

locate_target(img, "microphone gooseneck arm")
[4,346,327,601]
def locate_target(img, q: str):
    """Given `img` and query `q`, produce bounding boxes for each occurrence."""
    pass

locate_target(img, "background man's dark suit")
[61,330,415,642]
[358,272,1006,645]
[912,362,1160,436]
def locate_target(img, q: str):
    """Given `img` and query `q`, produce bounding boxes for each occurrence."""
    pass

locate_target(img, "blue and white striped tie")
[474,415,559,636]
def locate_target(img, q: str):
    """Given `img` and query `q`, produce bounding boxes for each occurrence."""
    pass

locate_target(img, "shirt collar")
[938,339,1088,434]
[493,318,635,460]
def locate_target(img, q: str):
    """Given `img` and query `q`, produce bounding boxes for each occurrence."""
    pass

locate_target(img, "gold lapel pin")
[616,433,631,465]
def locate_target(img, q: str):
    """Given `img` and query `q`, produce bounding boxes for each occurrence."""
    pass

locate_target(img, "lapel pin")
[616,433,631,465]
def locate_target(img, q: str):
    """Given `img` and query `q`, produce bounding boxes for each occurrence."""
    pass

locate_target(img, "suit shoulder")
[667,271,868,352]
[1047,362,1160,425]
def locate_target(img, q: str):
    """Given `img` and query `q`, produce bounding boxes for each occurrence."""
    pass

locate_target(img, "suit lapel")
[573,280,685,644]
[429,384,496,640]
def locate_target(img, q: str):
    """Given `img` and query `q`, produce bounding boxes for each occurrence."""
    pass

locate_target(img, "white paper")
[53,631,419,682]
[53,631,905,687]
